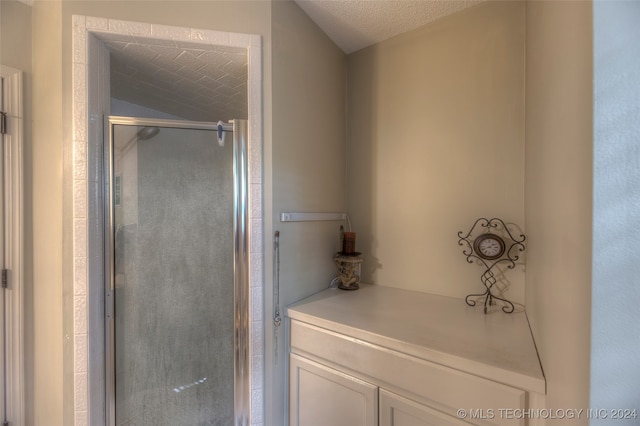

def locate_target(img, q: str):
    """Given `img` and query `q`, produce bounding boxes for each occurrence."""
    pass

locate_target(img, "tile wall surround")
[71,16,264,426]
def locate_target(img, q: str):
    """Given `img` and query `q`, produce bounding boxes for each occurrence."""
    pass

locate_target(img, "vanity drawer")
[290,320,526,426]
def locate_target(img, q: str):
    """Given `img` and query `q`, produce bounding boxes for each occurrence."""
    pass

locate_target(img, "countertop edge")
[286,288,546,395]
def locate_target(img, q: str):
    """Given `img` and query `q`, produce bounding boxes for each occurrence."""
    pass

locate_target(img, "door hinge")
[0,111,7,134]
[1,268,8,288]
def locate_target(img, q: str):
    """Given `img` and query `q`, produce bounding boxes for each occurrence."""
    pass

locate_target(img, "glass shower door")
[109,120,235,425]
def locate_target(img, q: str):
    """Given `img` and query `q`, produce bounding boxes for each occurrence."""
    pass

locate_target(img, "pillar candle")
[342,232,356,255]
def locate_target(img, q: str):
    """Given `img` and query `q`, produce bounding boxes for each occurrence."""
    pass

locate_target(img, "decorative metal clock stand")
[457,218,526,314]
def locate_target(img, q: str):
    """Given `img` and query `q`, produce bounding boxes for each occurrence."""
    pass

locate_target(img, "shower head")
[137,126,160,140]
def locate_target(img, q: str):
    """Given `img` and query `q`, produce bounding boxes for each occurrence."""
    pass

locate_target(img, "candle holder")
[333,253,363,291]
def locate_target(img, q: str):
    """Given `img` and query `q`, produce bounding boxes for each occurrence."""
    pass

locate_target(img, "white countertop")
[287,284,545,393]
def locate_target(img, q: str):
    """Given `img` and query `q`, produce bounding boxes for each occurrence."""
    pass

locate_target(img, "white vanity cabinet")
[379,389,470,426]
[287,285,546,426]
[290,353,378,426]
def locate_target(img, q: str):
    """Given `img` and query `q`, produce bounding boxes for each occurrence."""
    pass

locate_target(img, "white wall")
[591,1,640,421]
[269,2,347,424]
[31,2,67,425]
[347,1,526,304]
[525,1,592,421]
[0,1,33,424]
[1,1,32,72]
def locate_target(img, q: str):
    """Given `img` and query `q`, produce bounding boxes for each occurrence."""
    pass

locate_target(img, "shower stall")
[104,116,249,425]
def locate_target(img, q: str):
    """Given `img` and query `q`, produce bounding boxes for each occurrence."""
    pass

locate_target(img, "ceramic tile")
[73,179,87,219]
[174,50,207,72]
[74,373,88,411]
[229,32,251,48]
[251,286,264,320]
[248,47,262,83]
[253,285,264,322]
[72,140,87,181]
[250,253,263,288]
[74,333,88,373]
[251,388,264,423]
[250,219,263,254]
[72,15,86,28]
[73,63,87,102]
[123,43,160,63]
[73,80,88,144]
[74,218,87,259]
[251,320,264,353]
[133,35,177,48]
[249,95,261,125]
[249,34,262,48]
[199,50,231,67]
[190,28,229,45]
[151,24,191,41]
[150,46,184,64]
[73,26,87,64]
[175,64,206,81]
[74,295,88,335]
[87,34,99,102]
[108,19,152,37]
[74,409,88,426]
[251,355,263,390]
[95,32,136,45]
[86,16,108,31]
[249,184,262,219]
[72,19,94,424]
[249,144,262,184]
[74,256,87,296]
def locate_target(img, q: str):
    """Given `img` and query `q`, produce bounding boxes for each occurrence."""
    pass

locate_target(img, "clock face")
[474,234,505,260]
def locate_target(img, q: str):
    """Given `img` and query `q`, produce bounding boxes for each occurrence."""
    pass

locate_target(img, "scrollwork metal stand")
[457,218,526,314]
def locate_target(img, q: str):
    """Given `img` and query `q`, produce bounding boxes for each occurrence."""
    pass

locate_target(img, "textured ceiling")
[295,0,485,54]
[103,33,248,122]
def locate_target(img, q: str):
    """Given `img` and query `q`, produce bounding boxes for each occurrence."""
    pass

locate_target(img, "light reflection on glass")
[172,377,208,393]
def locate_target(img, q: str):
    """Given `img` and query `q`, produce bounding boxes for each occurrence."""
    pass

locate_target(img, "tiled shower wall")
[71,16,264,426]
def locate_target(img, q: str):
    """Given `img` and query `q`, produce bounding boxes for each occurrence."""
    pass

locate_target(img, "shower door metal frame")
[104,115,250,426]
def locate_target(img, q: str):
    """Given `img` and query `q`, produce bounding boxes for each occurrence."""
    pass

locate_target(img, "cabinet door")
[290,354,378,426]
[380,389,469,426]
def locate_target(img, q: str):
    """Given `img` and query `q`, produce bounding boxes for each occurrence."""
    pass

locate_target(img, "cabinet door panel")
[380,389,469,426]
[291,320,526,421]
[290,354,378,426]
